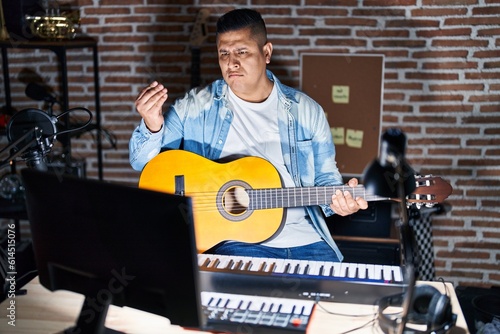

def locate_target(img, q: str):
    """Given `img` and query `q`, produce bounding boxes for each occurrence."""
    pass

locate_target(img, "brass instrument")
[25,10,80,40]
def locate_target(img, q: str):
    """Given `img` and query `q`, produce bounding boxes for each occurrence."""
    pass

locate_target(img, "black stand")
[0,37,103,180]
[395,162,420,271]
[64,296,122,334]
[394,161,420,334]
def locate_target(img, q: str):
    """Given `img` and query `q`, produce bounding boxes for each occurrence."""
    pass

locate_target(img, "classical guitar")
[189,8,209,88]
[139,150,453,252]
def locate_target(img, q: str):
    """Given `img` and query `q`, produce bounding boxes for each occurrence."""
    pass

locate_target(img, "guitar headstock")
[407,175,453,209]
[189,8,210,48]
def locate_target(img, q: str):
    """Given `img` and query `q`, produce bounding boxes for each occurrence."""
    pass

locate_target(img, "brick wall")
[0,0,499,288]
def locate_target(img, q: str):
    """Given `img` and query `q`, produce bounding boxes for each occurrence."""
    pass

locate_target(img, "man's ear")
[264,42,273,64]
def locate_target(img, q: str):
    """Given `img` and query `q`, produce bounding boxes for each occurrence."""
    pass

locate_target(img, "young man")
[130,8,368,262]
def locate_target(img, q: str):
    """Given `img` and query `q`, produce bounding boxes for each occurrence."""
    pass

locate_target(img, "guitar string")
[173,182,438,212]
[175,185,387,212]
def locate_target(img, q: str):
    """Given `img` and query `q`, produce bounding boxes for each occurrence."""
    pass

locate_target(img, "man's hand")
[329,178,368,216]
[135,81,168,132]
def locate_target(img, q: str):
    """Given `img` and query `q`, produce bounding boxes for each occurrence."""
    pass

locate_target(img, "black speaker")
[2,0,45,40]
[335,240,400,265]
[327,201,393,238]
[378,285,457,334]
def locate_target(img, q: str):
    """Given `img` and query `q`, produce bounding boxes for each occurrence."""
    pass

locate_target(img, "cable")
[314,298,378,318]
[313,296,383,334]
[54,107,93,136]
[338,317,378,334]
[436,277,450,296]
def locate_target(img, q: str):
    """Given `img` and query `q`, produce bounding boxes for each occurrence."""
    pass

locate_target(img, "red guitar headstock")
[406,175,453,208]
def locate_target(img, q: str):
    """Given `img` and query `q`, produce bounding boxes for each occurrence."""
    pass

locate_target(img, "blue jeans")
[207,240,341,262]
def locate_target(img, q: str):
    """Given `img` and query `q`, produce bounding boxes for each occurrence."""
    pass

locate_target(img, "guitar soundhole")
[217,180,253,222]
[223,187,249,214]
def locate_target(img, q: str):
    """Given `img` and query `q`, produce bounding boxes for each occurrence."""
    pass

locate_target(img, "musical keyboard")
[198,254,407,305]
[202,291,314,333]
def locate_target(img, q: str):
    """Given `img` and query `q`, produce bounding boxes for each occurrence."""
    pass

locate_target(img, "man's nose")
[228,54,239,68]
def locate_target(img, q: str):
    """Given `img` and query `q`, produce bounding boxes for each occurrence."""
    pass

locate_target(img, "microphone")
[5,109,57,171]
[379,128,407,168]
[363,128,416,198]
[25,82,58,104]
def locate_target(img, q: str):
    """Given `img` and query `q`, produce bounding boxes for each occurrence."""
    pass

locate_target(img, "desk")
[0,278,468,334]
[0,37,103,180]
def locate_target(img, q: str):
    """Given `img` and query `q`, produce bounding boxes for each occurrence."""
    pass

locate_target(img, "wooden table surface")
[0,278,469,334]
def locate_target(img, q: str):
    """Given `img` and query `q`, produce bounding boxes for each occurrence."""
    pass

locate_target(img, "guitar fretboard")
[247,185,389,210]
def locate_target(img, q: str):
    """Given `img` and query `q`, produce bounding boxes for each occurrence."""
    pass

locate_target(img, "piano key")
[366,264,375,279]
[284,259,299,274]
[299,260,310,275]
[270,302,280,313]
[279,302,294,314]
[302,303,313,316]
[346,263,357,278]
[266,261,276,273]
[213,257,231,270]
[271,258,286,273]
[331,262,342,277]
[357,263,367,279]
[239,300,250,310]
[321,263,333,276]
[226,298,241,309]
[373,264,383,280]
[248,300,262,311]
[393,266,403,282]
[214,297,223,307]
[383,265,394,281]
[250,257,268,272]
[199,257,211,268]
[306,261,321,276]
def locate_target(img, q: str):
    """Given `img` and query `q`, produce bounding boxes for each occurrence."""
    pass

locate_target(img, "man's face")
[217,28,273,102]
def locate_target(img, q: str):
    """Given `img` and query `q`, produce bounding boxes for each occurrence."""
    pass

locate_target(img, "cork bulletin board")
[300,53,384,176]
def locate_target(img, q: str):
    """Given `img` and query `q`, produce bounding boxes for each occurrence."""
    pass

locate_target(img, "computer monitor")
[21,168,202,334]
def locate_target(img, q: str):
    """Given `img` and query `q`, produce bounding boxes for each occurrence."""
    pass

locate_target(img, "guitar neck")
[247,185,390,210]
[190,47,201,88]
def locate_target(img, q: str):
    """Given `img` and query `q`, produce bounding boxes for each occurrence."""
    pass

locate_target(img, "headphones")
[378,284,457,334]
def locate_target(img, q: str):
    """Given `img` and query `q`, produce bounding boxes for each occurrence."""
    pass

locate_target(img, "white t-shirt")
[220,84,321,247]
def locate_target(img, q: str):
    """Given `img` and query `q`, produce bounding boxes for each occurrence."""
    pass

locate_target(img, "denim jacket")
[130,70,345,261]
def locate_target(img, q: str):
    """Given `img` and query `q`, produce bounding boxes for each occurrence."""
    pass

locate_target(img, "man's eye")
[237,50,248,55]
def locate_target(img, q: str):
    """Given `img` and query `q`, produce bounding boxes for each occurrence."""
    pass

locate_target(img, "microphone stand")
[393,157,420,334]
[0,127,50,170]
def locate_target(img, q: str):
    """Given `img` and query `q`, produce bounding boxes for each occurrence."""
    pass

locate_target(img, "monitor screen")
[21,168,202,333]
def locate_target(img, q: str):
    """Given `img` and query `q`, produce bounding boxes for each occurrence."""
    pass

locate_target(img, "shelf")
[0,36,103,180]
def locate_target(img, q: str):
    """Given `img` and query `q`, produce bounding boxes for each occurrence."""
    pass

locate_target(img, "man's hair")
[216,8,268,46]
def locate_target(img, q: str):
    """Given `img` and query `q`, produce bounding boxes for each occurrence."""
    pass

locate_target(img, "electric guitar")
[189,8,209,88]
[139,150,453,252]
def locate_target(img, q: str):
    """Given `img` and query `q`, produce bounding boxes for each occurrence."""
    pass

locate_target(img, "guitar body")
[139,150,285,252]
